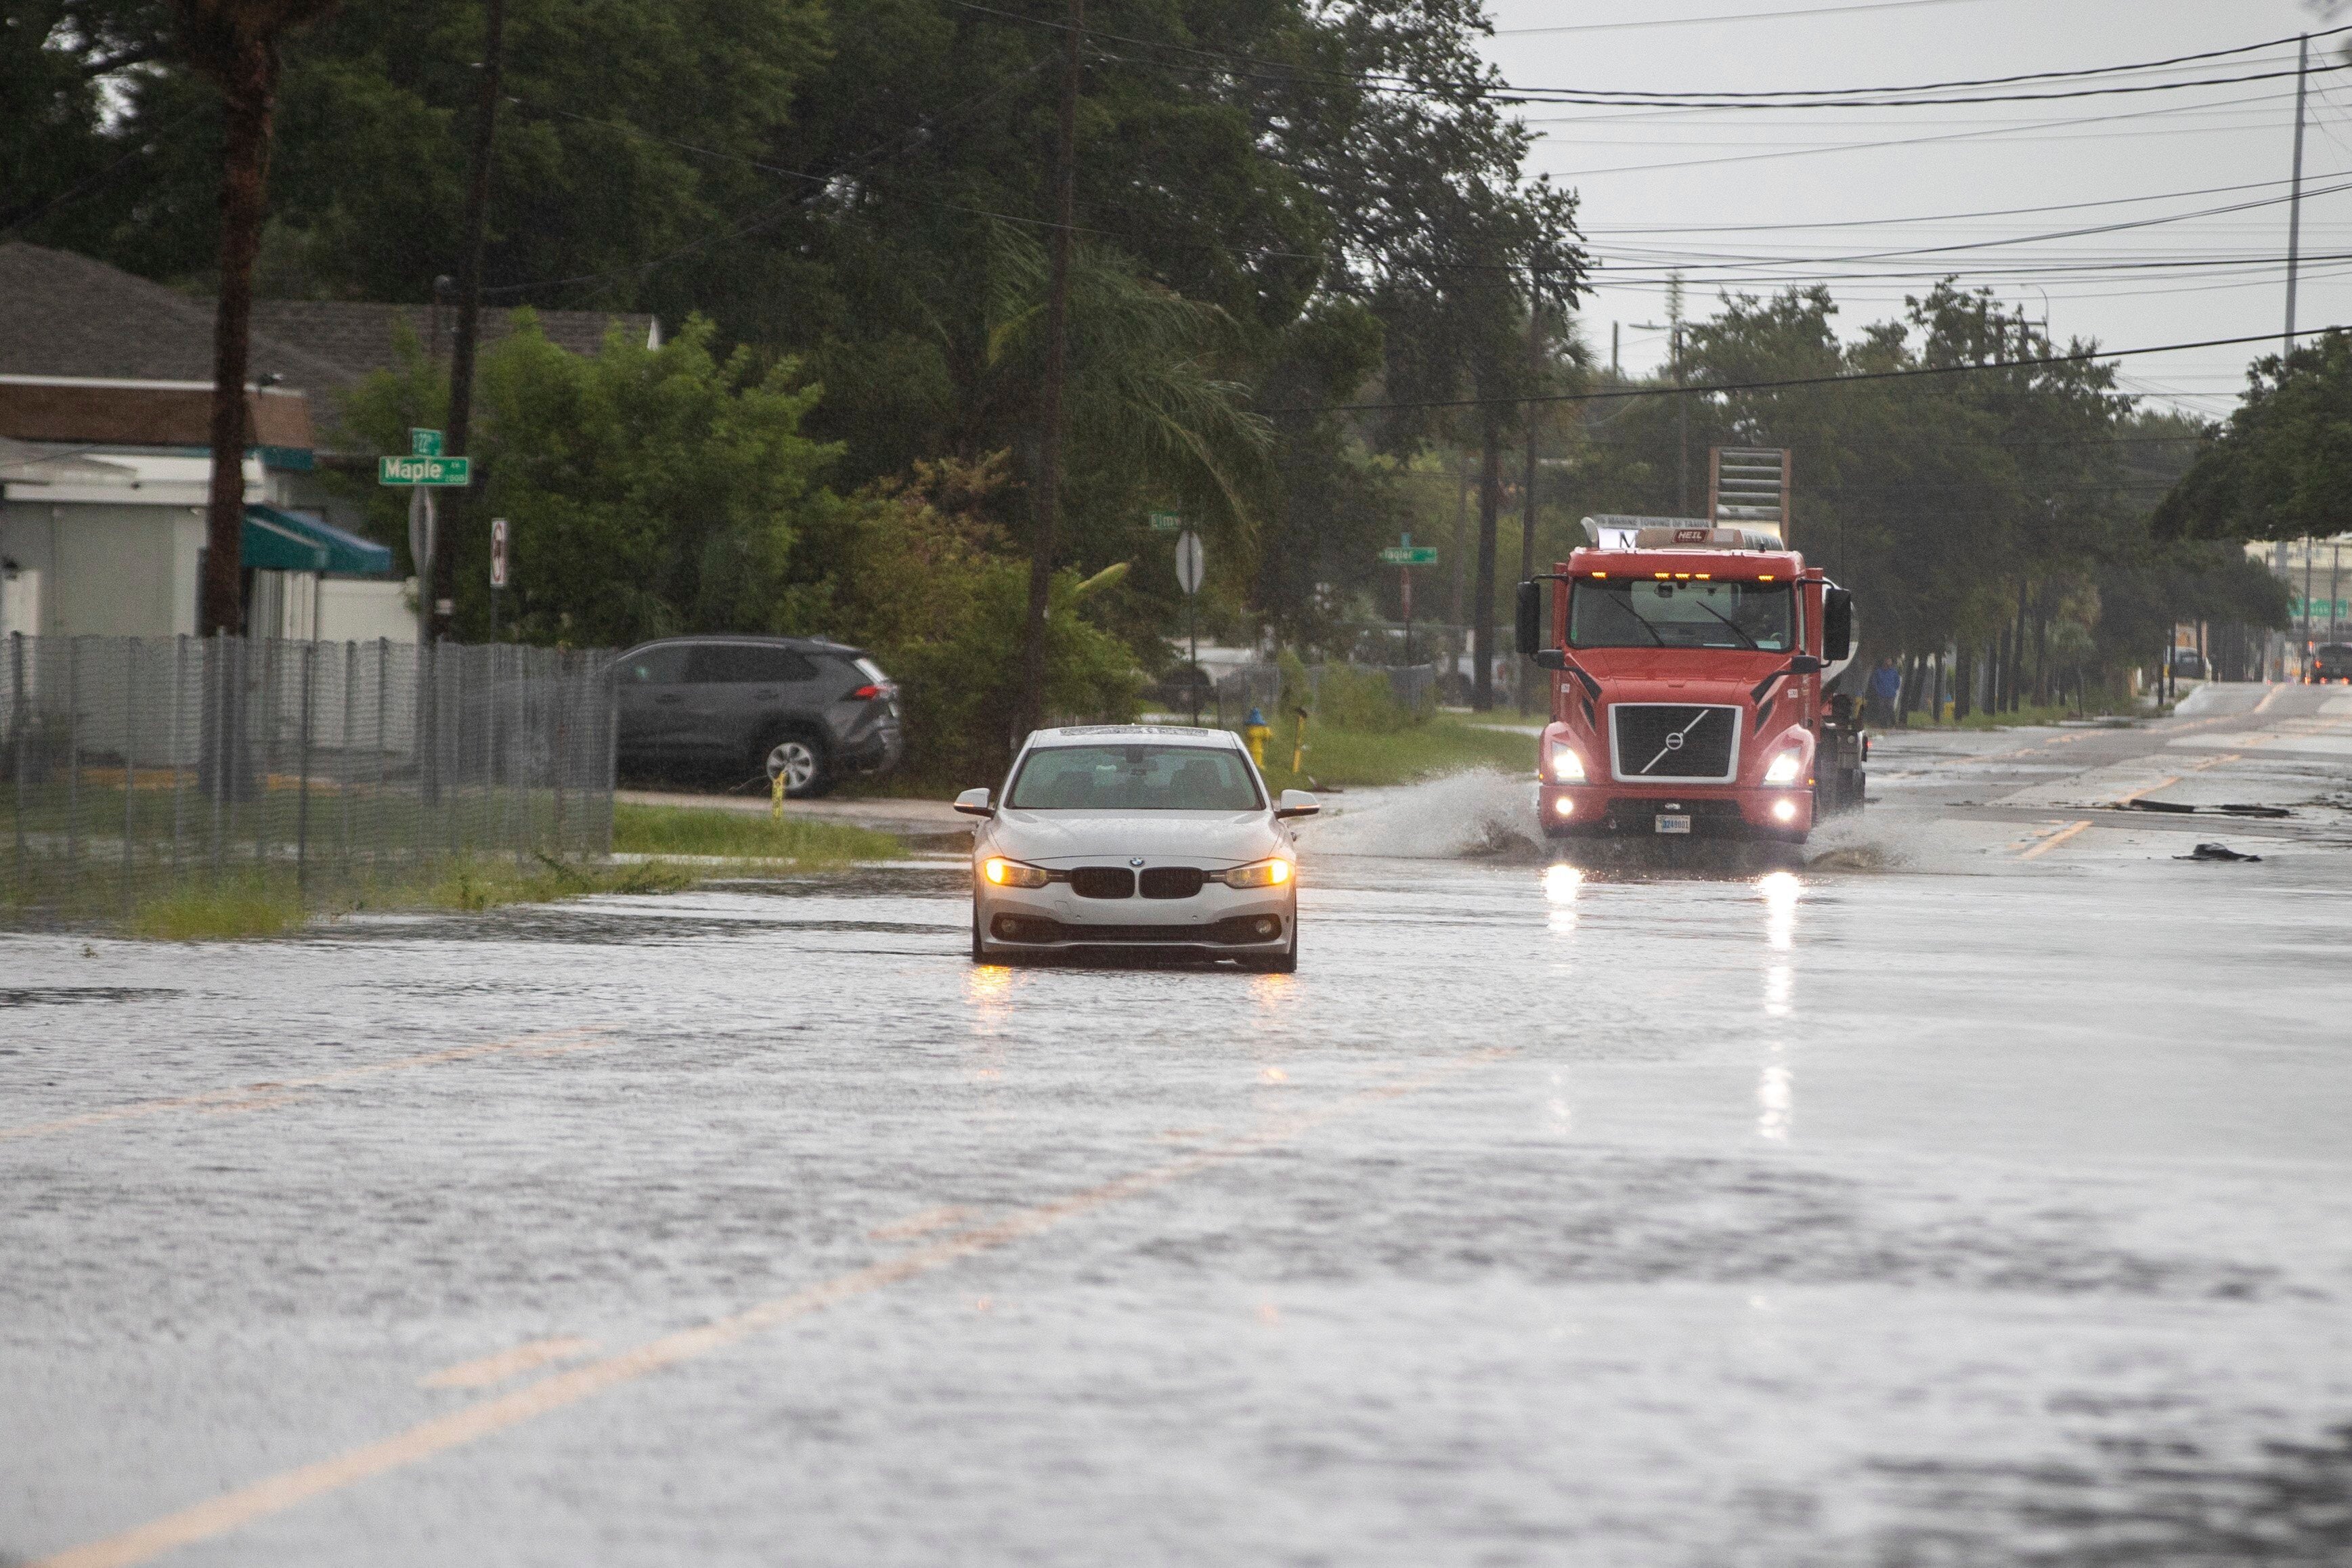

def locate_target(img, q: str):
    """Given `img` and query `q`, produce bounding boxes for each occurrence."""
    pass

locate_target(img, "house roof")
[245,301,661,385]
[0,242,353,389]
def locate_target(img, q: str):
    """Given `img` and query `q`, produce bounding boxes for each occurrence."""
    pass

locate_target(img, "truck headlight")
[982,857,1051,888]
[1763,750,1802,785]
[1224,858,1293,888]
[1548,741,1586,783]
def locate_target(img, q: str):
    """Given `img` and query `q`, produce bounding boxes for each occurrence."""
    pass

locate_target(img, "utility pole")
[1633,276,1691,513]
[2286,32,2309,358]
[1517,269,1544,714]
[1472,406,1502,712]
[439,0,506,643]
[1016,0,1083,742]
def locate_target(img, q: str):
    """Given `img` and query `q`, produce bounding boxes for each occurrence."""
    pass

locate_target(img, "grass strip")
[609,802,904,863]
[1251,712,1536,791]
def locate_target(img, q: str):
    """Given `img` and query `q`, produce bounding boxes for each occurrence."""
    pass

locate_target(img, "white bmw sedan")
[956,726,1318,971]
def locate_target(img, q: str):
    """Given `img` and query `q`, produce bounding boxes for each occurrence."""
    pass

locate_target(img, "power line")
[1284,323,2344,415]
[1492,0,1997,36]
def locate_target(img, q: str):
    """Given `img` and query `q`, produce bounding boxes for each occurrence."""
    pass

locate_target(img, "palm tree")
[173,0,336,636]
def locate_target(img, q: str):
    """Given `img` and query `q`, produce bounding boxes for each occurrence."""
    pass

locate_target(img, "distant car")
[957,726,1317,970]
[2169,649,2208,680]
[614,636,902,796]
[2309,644,2352,683]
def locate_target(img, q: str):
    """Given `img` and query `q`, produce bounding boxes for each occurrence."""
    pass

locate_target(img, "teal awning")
[241,504,395,577]
[240,509,330,572]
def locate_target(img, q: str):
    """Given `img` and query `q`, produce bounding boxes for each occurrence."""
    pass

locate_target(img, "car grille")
[1138,867,1204,899]
[1611,703,1739,782]
[1069,866,1136,899]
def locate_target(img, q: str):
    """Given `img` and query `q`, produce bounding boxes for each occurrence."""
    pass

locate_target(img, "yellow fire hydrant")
[1242,705,1272,768]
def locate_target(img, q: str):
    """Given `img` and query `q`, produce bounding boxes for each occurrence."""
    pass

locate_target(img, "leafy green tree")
[2154,330,2352,543]
[339,315,837,647]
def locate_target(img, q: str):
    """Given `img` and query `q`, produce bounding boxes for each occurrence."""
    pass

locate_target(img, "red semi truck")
[1513,523,1865,845]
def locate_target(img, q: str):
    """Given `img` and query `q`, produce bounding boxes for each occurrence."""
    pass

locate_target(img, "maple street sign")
[378,454,472,485]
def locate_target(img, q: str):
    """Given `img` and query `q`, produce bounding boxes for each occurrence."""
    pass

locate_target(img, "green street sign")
[1148,509,1182,533]
[378,454,472,486]
[1379,546,1439,565]
[410,428,444,458]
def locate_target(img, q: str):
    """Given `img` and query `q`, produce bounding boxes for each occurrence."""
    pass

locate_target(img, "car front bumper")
[975,878,1294,951]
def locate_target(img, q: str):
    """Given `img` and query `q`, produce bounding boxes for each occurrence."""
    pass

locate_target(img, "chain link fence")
[3,634,615,920]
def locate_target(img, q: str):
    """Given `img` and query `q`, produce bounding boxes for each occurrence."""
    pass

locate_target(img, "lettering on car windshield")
[1007,745,1263,811]
[1570,580,1791,651]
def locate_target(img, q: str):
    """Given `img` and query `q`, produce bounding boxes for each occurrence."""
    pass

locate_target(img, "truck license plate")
[1655,814,1691,835]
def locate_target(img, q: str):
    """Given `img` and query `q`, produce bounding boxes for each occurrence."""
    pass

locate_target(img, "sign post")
[1174,530,1206,724]
[380,428,473,646]
[1376,533,1439,665]
[489,516,508,640]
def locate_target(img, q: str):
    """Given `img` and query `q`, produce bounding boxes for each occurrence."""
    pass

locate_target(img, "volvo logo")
[1129,856,1146,867]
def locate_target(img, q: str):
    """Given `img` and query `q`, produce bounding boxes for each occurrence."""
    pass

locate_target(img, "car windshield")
[1007,744,1263,810]
[1570,579,1793,651]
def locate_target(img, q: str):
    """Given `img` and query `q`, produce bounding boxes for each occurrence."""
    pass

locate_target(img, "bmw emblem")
[1128,856,1146,868]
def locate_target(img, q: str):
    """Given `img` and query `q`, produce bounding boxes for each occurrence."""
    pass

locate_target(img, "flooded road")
[7,685,2352,1566]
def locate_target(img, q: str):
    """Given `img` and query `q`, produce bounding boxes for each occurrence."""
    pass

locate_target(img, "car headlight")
[1223,858,1293,888]
[982,857,1051,888]
[1548,741,1586,783]
[1763,749,1803,785]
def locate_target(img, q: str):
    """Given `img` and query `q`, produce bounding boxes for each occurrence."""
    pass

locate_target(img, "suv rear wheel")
[763,733,831,798]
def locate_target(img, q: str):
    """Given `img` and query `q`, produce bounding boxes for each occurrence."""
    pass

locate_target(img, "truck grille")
[1069,866,1136,899]
[1611,704,1740,782]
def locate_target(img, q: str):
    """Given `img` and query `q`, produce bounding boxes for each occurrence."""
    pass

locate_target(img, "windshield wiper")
[1689,599,1759,649]
[1599,594,1665,645]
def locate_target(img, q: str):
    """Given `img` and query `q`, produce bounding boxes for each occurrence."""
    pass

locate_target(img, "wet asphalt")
[5,684,2352,1567]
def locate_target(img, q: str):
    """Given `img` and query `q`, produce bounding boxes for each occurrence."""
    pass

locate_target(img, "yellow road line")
[2113,776,2179,806]
[30,1048,1513,1568]
[866,1205,972,1242]
[2018,820,2093,860]
[418,1337,598,1391]
[0,1029,605,1144]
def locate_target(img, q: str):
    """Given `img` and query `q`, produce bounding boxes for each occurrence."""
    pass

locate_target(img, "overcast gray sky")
[1480,0,2348,418]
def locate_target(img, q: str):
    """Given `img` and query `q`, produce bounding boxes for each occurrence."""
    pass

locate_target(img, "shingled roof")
[0,242,352,389]
[245,301,661,385]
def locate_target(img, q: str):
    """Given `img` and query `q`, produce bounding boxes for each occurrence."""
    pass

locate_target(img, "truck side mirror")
[1514,580,1542,657]
[1786,655,1824,675]
[1534,649,1567,670]
[1823,588,1854,661]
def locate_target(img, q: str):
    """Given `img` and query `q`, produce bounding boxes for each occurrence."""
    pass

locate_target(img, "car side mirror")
[1533,649,1567,670]
[1514,580,1542,658]
[1274,788,1319,820]
[953,787,994,818]
[1823,586,1854,661]
[1787,655,1824,675]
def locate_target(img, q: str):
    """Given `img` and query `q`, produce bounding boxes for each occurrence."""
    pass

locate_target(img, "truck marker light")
[1770,799,1798,823]
[1758,573,1776,582]
[1590,572,1608,579]
[1674,573,1691,580]
[1655,571,1670,580]
[1695,573,1711,580]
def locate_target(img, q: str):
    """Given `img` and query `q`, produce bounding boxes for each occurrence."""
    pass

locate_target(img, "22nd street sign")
[378,454,472,486]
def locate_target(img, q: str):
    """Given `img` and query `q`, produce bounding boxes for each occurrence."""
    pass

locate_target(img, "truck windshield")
[1007,745,1264,810]
[1569,579,1793,651]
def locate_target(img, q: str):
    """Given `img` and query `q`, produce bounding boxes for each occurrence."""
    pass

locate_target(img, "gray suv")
[615,636,903,797]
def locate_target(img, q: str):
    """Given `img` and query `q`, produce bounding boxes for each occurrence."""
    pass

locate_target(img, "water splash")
[1291,769,1542,860]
